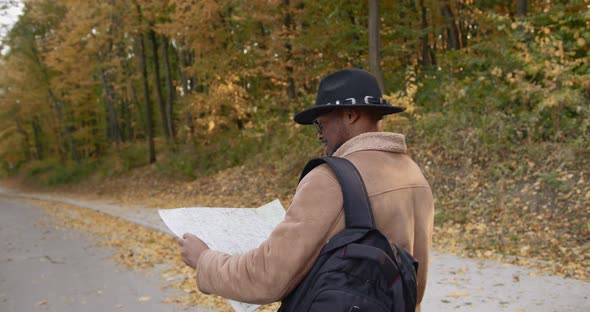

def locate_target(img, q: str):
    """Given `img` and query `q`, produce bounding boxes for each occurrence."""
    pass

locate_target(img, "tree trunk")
[517,0,527,19]
[15,117,32,161]
[441,1,461,50]
[65,109,80,163]
[173,44,194,144]
[418,0,434,66]
[89,110,102,157]
[135,2,156,163]
[32,116,44,160]
[162,36,176,140]
[98,63,122,144]
[138,31,156,163]
[130,83,144,138]
[116,33,143,141]
[283,0,296,99]
[173,45,189,95]
[368,0,385,92]
[149,29,170,141]
[457,1,468,49]
[120,98,130,142]
[141,35,156,163]
[123,58,146,137]
[185,111,194,143]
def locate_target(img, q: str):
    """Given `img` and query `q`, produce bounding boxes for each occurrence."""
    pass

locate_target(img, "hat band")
[322,96,389,106]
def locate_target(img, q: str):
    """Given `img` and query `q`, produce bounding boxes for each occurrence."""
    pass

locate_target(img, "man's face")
[313,110,349,156]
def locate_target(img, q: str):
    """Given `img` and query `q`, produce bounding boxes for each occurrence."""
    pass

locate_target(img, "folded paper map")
[158,199,286,312]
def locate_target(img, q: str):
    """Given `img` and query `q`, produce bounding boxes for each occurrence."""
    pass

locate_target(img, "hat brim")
[294,104,407,125]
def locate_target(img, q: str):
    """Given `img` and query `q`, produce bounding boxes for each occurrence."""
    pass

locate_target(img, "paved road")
[0,197,190,312]
[1,188,589,311]
[425,251,589,311]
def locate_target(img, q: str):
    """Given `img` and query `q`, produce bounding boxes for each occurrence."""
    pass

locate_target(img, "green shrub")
[25,159,61,178]
[23,159,98,186]
[154,146,199,180]
[100,144,150,176]
[44,161,98,186]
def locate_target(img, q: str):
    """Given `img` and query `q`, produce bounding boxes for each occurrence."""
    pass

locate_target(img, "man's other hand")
[177,233,210,269]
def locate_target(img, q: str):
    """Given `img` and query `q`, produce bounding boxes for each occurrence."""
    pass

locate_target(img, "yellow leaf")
[446,291,470,298]
[138,296,151,302]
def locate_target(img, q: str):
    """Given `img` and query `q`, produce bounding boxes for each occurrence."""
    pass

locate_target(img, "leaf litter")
[11,145,590,309]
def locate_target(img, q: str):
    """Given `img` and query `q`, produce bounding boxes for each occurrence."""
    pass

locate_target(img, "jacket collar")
[333,132,407,157]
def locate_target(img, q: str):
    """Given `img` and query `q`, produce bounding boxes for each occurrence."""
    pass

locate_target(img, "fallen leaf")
[35,299,48,306]
[513,273,520,282]
[447,291,470,298]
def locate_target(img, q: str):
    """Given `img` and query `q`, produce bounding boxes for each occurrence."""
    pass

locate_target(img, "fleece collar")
[333,132,407,157]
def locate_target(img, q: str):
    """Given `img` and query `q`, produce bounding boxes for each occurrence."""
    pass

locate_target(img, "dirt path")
[0,187,588,311]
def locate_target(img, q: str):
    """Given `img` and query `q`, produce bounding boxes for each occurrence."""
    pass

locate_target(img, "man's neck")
[347,124,381,140]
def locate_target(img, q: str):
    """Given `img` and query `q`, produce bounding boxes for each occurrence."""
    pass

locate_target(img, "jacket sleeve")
[195,167,343,304]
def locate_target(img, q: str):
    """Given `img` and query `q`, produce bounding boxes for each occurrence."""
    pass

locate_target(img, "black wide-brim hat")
[294,69,406,125]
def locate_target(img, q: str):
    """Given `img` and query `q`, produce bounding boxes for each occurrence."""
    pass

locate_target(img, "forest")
[0,0,587,169]
[0,0,589,280]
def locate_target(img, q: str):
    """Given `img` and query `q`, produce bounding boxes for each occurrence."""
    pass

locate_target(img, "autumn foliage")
[0,0,588,167]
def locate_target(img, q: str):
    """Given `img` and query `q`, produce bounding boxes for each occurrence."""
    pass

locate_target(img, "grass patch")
[24,159,98,186]
[100,143,150,176]
[154,146,199,180]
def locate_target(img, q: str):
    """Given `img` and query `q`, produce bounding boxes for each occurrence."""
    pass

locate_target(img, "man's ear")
[345,109,361,124]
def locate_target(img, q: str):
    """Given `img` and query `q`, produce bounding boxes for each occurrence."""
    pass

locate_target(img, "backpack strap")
[300,157,376,229]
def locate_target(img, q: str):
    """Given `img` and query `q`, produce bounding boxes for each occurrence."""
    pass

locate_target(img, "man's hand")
[177,233,210,269]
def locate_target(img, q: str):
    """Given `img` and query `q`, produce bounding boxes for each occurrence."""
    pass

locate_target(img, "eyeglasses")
[312,119,323,134]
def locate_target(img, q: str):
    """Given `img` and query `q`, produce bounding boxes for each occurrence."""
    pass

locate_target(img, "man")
[178,69,434,311]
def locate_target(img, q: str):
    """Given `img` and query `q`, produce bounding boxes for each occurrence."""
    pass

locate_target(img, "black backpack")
[279,157,419,312]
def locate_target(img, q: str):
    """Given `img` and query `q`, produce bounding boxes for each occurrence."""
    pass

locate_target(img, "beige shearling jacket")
[196,132,434,310]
